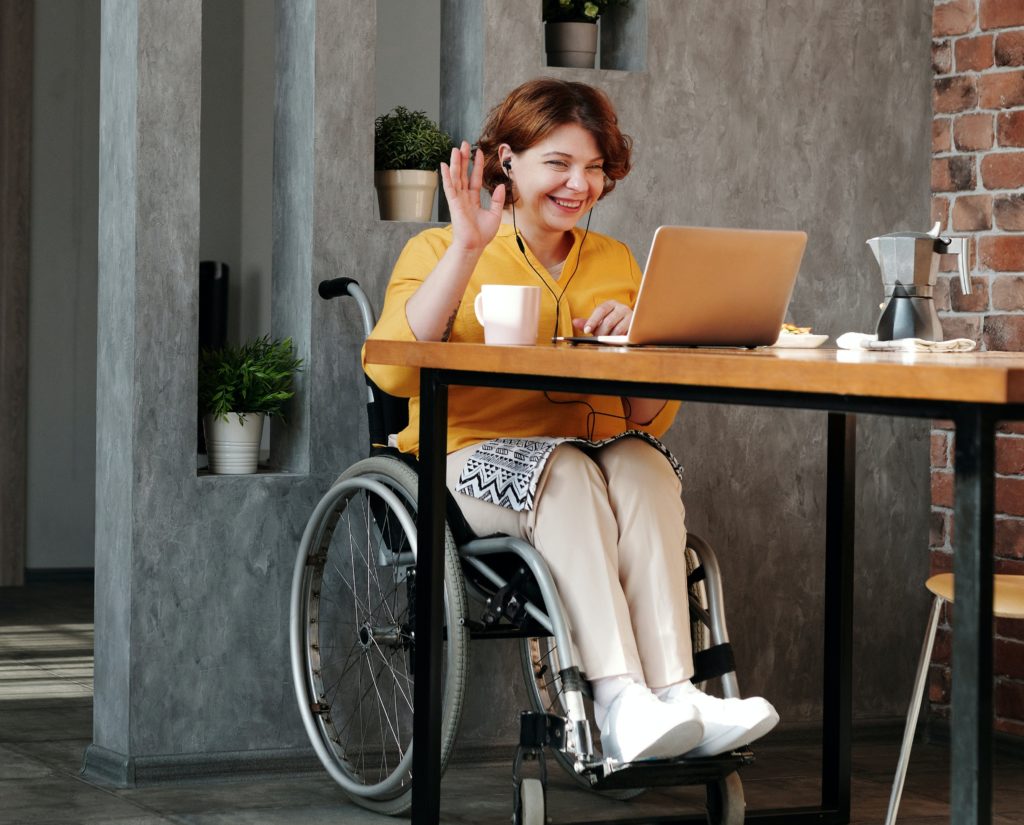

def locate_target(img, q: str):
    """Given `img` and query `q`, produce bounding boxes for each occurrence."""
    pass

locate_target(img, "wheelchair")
[289,278,756,824]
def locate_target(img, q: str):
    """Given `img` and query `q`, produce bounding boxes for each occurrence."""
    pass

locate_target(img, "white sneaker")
[599,683,705,763]
[661,681,779,758]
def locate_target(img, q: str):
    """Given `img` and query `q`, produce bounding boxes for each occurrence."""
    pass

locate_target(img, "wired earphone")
[500,156,632,438]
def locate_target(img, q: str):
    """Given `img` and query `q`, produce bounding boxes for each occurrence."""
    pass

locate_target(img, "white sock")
[591,674,643,726]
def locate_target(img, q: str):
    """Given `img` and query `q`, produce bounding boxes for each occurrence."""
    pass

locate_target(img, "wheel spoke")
[317,637,363,696]
[336,654,399,746]
[346,506,367,627]
[365,644,405,755]
[370,637,413,711]
[370,504,406,626]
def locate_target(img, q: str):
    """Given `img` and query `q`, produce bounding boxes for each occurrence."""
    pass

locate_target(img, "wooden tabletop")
[364,340,1024,405]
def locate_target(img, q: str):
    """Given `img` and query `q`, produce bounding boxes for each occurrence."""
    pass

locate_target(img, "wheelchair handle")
[318,278,376,340]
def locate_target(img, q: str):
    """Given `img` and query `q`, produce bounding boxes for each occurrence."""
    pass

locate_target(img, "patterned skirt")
[454,431,683,512]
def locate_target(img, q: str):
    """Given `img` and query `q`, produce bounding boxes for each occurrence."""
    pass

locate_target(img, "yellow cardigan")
[363,223,679,455]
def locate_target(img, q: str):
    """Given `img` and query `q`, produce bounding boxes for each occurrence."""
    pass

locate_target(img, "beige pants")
[446,438,694,688]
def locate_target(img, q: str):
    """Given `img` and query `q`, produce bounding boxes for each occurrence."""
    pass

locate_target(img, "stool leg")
[885,595,944,825]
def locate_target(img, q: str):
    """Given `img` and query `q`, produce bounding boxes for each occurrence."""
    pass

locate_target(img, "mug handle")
[474,292,485,326]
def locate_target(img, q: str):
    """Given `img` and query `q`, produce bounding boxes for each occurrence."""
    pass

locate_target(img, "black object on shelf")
[198,261,229,455]
[199,261,229,352]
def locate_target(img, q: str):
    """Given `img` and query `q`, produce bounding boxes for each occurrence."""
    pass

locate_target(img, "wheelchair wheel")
[518,778,545,825]
[290,455,468,815]
[520,635,644,800]
[706,771,745,824]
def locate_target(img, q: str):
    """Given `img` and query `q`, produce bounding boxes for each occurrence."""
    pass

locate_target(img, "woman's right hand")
[405,142,506,341]
[441,141,506,253]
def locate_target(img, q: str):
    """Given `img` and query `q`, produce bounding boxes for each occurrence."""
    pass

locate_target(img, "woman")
[364,78,777,764]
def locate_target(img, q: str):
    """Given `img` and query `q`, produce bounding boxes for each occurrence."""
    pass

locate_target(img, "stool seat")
[925,572,1024,619]
[887,571,1024,824]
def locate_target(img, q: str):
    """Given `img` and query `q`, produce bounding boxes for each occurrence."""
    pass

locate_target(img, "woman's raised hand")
[441,141,506,253]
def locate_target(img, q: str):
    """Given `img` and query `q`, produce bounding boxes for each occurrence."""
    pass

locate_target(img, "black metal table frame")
[410,364,1019,825]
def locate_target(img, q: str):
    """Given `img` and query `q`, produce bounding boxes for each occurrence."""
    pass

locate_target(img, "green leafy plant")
[374,107,454,172]
[543,0,628,23]
[199,336,303,423]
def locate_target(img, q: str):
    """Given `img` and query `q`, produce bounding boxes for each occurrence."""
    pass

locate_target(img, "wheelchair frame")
[289,278,756,824]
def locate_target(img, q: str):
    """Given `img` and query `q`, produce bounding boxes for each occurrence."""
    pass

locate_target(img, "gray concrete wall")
[26,0,100,571]
[0,0,33,586]
[376,0,441,121]
[86,0,935,782]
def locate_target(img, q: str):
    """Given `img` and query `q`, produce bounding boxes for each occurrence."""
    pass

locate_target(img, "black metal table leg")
[822,413,855,820]
[950,409,995,825]
[412,368,448,825]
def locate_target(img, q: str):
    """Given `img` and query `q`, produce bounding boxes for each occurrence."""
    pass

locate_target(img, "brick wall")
[930,0,1024,738]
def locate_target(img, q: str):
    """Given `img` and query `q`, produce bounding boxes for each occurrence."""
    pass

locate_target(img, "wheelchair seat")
[288,278,754,824]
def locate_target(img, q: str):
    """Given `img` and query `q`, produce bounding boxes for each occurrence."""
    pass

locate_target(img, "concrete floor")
[2,581,1023,825]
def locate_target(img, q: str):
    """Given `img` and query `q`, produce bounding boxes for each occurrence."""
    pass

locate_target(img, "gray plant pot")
[545,21,598,69]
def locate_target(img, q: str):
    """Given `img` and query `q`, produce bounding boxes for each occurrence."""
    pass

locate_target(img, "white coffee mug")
[473,285,541,345]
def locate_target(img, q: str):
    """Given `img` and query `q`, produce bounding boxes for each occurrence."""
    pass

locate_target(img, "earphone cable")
[505,167,631,437]
[540,392,635,441]
[509,185,593,341]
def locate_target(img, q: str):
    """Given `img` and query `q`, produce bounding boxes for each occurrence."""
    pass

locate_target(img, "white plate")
[771,333,829,349]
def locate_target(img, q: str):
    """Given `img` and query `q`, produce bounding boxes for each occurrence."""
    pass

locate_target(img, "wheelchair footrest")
[466,618,552,640]
[586,749,754,791]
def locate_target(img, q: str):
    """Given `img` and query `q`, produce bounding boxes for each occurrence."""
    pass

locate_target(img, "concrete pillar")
[88,0,203,775]
[87,0,329,783]
[85,0,381,784]
[0,0,32,587]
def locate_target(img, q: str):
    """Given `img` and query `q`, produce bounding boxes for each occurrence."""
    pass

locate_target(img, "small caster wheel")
[706,771,745,825]
[519,777,545,825]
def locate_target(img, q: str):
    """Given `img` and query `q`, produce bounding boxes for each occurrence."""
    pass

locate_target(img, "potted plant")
[374,106,454,222]
[198,335,303,474]
[543,0,628,69]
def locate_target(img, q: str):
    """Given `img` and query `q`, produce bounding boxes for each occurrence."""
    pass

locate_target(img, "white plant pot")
[545,21,599,69]
[374,169,439,222]
[203,412,265,475]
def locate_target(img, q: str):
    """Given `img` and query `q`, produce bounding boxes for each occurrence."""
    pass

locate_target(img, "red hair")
[477,78,632,201]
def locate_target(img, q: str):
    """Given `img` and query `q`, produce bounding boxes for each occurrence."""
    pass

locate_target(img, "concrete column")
[88,0,202,772]
[440,0,483,151]
[85,0,373,785]
[0,0,32,587]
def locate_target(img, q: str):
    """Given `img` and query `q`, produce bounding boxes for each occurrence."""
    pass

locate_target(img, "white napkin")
[836,332,976,353]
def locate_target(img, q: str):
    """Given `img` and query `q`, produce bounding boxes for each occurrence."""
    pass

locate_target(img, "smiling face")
[500,123,606,241]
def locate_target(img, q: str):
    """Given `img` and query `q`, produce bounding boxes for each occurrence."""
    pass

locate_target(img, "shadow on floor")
[2,582,1023,824]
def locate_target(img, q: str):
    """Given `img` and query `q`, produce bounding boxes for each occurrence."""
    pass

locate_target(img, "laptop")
[572,225,807,347]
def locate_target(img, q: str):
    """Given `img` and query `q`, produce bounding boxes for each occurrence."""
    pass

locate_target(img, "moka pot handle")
[944,236,972,295]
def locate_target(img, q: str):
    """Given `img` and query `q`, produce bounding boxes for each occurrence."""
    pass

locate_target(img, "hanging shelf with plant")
[198,335,303,474]
[374,106,454,222]
[543,0,629,69]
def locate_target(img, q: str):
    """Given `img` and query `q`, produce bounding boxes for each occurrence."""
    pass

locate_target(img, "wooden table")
[364,339,1024,825]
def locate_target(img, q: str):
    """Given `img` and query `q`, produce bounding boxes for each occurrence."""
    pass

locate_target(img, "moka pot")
[867,222,971,342]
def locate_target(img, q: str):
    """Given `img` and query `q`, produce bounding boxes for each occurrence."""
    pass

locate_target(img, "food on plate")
[780,323,812,335]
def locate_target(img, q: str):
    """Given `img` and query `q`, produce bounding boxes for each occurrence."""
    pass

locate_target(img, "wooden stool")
[885,573,1024,825]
